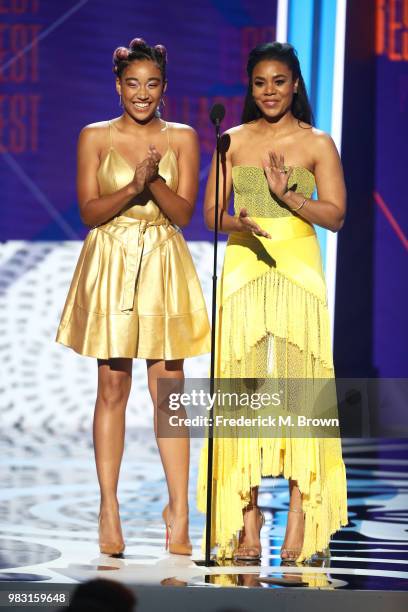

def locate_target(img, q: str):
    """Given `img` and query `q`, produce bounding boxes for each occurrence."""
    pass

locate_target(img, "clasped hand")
[131,145,162,194]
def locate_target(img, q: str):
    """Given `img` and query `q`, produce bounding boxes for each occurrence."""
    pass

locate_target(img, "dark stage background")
[334,0,408,382]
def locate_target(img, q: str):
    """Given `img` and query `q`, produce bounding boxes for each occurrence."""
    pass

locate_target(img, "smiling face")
[116,59,166,122]
[251,59,298,120]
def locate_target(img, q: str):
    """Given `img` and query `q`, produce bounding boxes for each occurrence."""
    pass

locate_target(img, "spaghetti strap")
[165,121,170,148]
[108,120,113,149]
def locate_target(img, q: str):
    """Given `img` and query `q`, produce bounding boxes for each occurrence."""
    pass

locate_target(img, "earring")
[154,97,165,118]
[118,93,123,107]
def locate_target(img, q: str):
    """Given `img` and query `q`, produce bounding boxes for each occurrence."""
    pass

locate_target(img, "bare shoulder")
[223,123,250,139]
[308,127,338,153]
[167,121,198,143]
[222,123,251,154]
[78,120,110,146]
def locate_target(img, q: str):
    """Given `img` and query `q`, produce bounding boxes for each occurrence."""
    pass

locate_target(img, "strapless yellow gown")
[196,166,348,561]
[56,122,210,360]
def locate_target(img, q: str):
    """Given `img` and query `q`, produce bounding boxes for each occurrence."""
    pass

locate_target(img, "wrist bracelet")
[292,197,307,212]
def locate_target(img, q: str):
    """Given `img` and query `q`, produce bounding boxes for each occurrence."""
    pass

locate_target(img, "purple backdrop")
[0,0,277,241]
[373,3,408,377]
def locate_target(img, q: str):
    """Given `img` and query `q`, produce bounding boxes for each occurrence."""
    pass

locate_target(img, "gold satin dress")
[197,166,348,561]
[56,121,211,360]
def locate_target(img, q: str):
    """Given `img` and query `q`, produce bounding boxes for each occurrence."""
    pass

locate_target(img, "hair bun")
[112,47,129,72]
[129,37,147,50]
[154,44,167,61]
[113,47,129,61]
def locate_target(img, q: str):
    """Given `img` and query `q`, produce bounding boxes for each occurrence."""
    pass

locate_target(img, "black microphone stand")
[194,104,225,568]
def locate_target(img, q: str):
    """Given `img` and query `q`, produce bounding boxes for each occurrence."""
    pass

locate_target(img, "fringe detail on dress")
[217,265,333,376]
[197,436,348,561]
[196,265,348,560]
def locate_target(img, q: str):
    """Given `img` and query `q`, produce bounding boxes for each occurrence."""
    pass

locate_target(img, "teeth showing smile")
[133,102,150,109]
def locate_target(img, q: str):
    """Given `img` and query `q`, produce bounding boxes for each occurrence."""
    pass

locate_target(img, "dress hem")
[55,337,211,361]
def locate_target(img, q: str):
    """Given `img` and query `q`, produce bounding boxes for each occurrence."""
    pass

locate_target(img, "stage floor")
[0,431,407,591]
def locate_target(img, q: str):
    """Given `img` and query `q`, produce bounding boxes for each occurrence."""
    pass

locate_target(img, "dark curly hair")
[112,38,167,81]
[242,41,313,125]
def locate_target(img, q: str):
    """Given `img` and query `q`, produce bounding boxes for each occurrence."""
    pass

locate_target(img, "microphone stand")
[194,107,224,568]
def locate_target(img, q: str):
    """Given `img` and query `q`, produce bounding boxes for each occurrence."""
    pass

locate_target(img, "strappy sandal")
[280,507,304,563]
[233,504,265,563]
[281,508,332,564]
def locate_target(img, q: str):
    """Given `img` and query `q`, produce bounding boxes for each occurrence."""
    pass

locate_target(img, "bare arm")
[204,134,271,237]
[77,126,148,227]
[264,134,346,232]
[147,127,199,227]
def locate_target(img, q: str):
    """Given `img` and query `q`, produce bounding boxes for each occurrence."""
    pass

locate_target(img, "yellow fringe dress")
[196,165,348,561]
[56,121,211,360]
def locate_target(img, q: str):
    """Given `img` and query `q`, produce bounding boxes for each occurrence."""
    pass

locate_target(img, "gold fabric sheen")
[197,166,348,561]
[56,122,211,360]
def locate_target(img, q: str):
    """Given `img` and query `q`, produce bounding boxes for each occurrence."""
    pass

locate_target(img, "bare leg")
[147,358,190,546]
[238,486,263,549]
[94,358,132,552]
[281,479,305,560]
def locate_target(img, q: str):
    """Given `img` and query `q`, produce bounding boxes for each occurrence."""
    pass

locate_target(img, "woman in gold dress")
[197,42,348,563]
[56,38,210,556]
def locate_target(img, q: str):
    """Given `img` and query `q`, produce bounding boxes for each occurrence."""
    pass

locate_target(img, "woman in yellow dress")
[197,42,348,563]
[56,38,210,556]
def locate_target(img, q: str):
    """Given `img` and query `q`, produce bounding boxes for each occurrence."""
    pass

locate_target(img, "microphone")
[202,100,226,569]
[209,103,225,126]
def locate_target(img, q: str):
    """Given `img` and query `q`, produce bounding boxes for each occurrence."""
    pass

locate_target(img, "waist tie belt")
[97,216,175,312]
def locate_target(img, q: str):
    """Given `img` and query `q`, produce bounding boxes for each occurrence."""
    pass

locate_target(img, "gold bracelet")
[292,197,307,211]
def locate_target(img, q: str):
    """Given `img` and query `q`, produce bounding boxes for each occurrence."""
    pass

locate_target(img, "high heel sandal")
[98,512,125,556]
[312,546,331,560]
[280,507,304,563]
[280,508,332,563]
[162,505,192,556]
[233,504,265,563]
